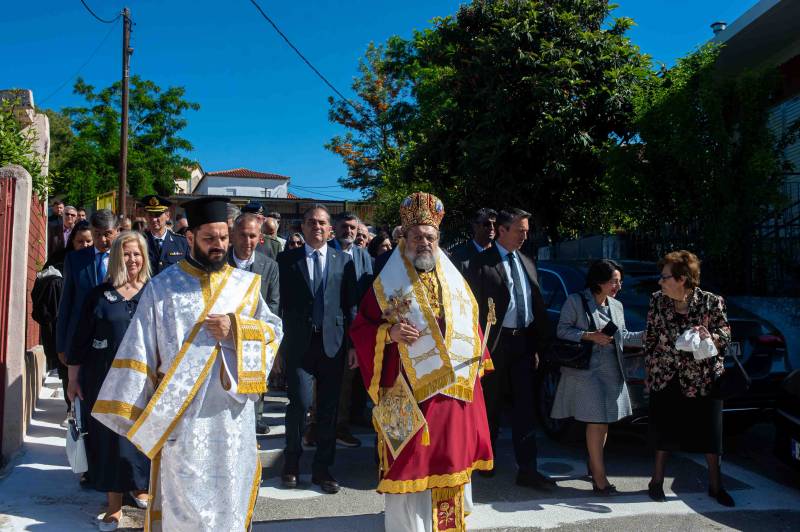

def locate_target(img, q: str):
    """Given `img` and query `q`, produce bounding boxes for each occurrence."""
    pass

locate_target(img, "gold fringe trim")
[421,423,430,446]
[368,323,392,404]
[441,382,475,402]
[377,459,494,494]
[410,371,456,404]
[92,400,143,421]
[432,485,465,532]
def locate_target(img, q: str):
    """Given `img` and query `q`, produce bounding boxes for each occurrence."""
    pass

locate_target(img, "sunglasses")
[481,221,496,228]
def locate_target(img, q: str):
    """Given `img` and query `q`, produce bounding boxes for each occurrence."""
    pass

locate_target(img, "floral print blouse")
[644,288,731,398]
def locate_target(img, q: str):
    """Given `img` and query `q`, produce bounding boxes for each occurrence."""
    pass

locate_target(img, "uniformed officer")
[141,195,189,275]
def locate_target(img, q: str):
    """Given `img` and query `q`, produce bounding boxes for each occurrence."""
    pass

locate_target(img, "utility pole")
[119,7,132,216]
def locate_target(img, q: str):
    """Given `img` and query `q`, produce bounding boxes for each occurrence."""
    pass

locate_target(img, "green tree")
[329,0,651,237]
[607,43,800,290]
[0,97,46,198]
[53,76,199,207]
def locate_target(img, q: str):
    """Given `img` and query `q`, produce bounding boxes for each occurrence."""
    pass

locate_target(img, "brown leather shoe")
[312,471,341,494]
[282,463,299,489]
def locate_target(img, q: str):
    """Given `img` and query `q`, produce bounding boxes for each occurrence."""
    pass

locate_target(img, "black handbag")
[549,295,597,370]
[710,348,751,400]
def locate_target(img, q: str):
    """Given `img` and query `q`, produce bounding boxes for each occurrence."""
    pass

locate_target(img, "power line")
[247,0,379,132]
[39,23,118,106]
[79,0,121,24]
[288,185,348,201]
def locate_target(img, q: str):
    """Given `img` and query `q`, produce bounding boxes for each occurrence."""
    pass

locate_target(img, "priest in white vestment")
[93,197,283,531]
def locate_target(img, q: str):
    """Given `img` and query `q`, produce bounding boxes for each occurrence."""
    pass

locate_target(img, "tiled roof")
[206,168,290,180]
[286,192,300,199]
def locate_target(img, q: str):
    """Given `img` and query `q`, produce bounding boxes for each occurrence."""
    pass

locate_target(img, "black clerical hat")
[141,195,172,214]
[181,197,230,228]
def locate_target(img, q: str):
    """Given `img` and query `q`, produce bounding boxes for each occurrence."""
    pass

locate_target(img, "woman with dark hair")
[645,250,733,506]
[551,259,643,495]
[367,230,392,259]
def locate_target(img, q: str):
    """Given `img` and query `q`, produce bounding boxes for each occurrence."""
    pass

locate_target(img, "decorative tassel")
[421,423,430,446]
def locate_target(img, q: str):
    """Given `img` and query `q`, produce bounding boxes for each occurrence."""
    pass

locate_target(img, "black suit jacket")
[226,248,280,315]
[450,240,488,275]
[466,246,550,354]
[56,246,101,357]
[48,221,66,256]
[278,245,358,359]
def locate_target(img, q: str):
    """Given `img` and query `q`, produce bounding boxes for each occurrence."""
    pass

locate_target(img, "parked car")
[534,260,791,440]
[775,370,800,472]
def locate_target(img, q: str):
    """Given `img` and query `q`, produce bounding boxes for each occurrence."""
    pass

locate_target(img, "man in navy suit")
[328,212,373,447]
[450,207,497,274]
[56,209,120,377]
[278,205,358,494]
[142,195,188,275]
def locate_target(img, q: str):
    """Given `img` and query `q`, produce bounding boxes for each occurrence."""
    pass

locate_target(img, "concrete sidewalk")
[0,372,144,531]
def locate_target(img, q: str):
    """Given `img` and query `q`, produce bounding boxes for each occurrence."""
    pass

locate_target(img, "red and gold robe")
[350,285,494,495]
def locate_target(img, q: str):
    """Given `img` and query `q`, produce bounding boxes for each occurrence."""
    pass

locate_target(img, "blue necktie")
[312,251,324,327]
[96,252,108,282]
[508,252,527,328]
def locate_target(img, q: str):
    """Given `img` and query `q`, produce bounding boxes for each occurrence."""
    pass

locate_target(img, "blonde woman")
[67,232,152,531]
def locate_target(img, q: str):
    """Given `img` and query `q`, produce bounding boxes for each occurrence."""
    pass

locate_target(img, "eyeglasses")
[64,213,77,217]
[604,280,623,286]
[659,274,674,281]
[288,240,303,247]
[481,221,495,228]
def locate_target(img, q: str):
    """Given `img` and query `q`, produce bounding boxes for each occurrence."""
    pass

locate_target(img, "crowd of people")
[32,192,736,531]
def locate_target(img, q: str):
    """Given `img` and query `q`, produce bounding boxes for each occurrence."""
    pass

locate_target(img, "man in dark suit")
[48,205,78,256]
[450,207,496,274]
[142,195,188,276]
[466,208,553,490]
[57,209,120,374]
[328,212,374,447]
[228,212,280,435]
[48,199,64,224]
[278,204,358,494]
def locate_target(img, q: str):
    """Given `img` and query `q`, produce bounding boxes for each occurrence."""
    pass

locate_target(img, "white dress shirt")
[232,250,255,270]
[305,243,328,286]
[495,241,534,329]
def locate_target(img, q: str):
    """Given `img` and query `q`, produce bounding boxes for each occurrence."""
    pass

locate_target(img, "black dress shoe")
[708,487,735,507]
[477,468,495,478]
[282,463,299,489]
[648,480,666,502]
[592,481,618,496]
[515,470,555,491]
[312,471,341,494]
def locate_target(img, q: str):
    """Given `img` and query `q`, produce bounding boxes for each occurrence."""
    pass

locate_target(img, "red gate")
[0,175,16,453]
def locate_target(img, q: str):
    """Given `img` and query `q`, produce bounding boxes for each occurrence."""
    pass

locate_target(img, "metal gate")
[0,175,16,453]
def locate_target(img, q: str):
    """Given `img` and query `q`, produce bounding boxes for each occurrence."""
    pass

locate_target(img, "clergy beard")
[192,242,227,272]
[413,253,436,272]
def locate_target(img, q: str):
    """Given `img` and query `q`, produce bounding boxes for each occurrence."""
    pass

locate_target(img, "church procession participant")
[449,207,497,275]
[227,212,281,435]
[141,195,189,276]
[350,192,494,532]
[92,197,283,531]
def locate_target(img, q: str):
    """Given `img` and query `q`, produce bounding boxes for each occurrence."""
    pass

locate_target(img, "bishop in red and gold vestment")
[350,192,493,532]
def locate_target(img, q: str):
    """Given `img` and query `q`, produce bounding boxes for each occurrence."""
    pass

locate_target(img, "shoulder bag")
[548,294,597,370]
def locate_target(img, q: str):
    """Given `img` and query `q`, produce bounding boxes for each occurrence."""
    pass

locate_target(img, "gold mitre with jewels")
[399,192,445,231]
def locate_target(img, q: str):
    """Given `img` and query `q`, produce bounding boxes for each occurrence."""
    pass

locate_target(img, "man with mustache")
[92,196,283,531]
[350,192,493,532]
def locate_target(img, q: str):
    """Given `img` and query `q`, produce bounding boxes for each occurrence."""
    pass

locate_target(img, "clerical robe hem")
[93,400,142,421]
[377,459,493,494]
[245,455,262,530]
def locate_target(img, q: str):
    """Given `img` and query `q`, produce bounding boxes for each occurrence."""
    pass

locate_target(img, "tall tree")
[53,76,199,207]
[330,0,651,237]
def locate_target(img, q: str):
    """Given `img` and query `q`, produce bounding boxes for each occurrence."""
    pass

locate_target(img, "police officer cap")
[242,201,264,215]
[142,195,172,214]
[181,196,230,229]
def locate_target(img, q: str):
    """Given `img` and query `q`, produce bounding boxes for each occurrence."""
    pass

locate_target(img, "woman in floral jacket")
[644,250,734,507]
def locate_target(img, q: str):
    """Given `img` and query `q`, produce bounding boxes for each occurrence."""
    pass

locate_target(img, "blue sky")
[2,0,758,200]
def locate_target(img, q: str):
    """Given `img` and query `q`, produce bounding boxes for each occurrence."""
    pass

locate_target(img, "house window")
[226,188,237,196]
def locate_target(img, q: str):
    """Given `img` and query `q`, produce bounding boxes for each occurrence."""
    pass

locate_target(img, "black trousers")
[284,332,345,474]
[481,329,539,473]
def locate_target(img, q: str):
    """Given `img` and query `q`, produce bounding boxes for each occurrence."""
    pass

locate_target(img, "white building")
[193,168,290,198]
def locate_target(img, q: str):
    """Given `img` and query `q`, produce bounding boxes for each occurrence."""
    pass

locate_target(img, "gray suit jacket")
[556,289,644,375]
[226,248,280,315]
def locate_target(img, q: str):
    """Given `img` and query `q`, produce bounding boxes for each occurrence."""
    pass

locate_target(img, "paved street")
[1,374,799,531]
